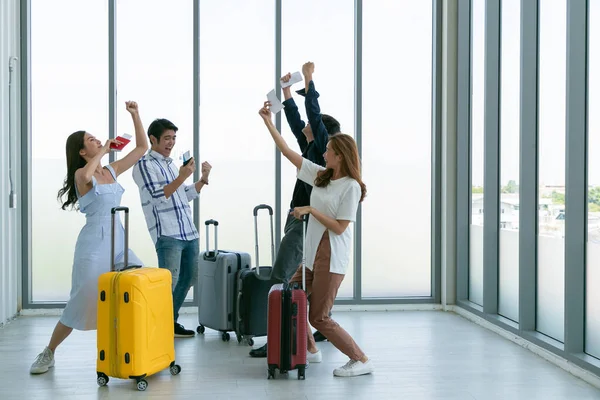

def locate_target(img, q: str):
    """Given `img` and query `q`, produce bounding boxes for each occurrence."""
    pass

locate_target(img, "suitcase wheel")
[136,379,148,391]
[298,365,306,380]
[96,373,109,387]
[170,364,182,376]
[197,325,205,334]
[267,366,276,379]
[221,332,230,342]
[247,338,254,346]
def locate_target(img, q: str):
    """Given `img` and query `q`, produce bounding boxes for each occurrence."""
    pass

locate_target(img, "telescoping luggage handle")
[253,204,275,279]
[301,214,307,292]
[110,206,141,272]
[204,219,219,259]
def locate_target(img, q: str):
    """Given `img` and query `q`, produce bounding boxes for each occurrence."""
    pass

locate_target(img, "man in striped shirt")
[133,118,212,338]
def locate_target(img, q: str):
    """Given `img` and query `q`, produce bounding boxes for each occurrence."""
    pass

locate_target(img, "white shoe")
[333,359,374,377]
[30,347,55,374]
[307,349,322,363]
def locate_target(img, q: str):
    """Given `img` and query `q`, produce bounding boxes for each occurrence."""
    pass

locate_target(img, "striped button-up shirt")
[132,150,199,244]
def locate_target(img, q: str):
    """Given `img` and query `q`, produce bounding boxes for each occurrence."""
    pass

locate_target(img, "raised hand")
[201,161,212,179]
[125,101,139,115]
[259,101,272,123]
[280,73,292,84]
[302,62,314,77]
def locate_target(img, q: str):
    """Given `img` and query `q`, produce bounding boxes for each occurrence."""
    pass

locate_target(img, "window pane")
[281,0,354,298]
[361,1,432,297]
[116,0,194,299]
[31,0,108,301]
[200,1,275,268]
[587,0,600,359]
[537,0,566,342]
[498,0,520,323]
[469,0,485,306]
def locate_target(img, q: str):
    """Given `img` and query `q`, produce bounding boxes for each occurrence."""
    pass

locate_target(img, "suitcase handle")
[204,219,219,259]
[253,204,273,216]
[110,206,129,272]
[253,204,275,278]
[301,214,307,291]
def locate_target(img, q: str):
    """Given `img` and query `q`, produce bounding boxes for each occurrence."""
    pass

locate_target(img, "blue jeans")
[156,236,199,322]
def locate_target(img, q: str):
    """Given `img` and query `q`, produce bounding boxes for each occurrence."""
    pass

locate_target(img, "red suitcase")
[266,216,308,380]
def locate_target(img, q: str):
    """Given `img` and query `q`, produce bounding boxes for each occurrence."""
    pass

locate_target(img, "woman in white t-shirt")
[259,103,374,377]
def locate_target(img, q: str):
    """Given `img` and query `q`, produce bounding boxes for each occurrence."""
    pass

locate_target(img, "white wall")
[0,0,22,326]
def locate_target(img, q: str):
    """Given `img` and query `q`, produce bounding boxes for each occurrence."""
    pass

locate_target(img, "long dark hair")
[57,130,87,210]
[314,134,367,202]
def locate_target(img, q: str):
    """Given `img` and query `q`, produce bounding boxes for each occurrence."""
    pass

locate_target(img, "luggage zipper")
[111,272,120,378]
[281,285,291,370]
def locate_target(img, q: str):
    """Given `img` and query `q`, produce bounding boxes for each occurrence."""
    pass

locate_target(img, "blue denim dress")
[59,165,143,330]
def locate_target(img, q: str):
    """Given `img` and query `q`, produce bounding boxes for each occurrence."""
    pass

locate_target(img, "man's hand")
[125,101,139,116]
[259,101,272,124]
[281,72,292,84]
[179,158,195,181]
[201,161,212,179]
[281,73,293,100]
[302,62,314,78]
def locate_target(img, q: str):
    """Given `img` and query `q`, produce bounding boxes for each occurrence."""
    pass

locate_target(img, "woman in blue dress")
[30,101,149,374]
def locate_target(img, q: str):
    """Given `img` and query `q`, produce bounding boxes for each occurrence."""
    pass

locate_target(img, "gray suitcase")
[196,219,251,341]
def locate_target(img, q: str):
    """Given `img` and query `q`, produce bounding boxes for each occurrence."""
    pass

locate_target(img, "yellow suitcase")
[96,207,181,391]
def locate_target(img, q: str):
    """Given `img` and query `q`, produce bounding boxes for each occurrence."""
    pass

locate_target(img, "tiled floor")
[1,310,599,399]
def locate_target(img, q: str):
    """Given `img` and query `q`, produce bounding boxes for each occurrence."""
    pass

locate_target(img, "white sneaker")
[307,349,322,363]
[30,347,55,374]
[333,359,374,377]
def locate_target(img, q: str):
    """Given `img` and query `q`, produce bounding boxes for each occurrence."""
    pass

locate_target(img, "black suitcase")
[234,204,280,345]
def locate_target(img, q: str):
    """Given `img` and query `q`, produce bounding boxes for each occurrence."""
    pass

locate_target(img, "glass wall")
[115,0,194,271]
[281,0,354,297]
[362,0,433,297]
[31,0,108,301]
[27,1,439,305]
[537,0,566,342]
[199,0,275,266]
[457,0,600,376]
[469,0,485,306]
[498,0,520,323]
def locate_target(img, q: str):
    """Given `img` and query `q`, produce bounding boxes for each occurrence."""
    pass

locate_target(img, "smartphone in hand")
[182,151,193,166]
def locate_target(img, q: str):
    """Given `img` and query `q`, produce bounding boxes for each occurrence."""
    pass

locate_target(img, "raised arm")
[111,101,149,176]
[302,63,328,155]
[74,139,119,191]
[259,102,303,170]
[281,73,308,151]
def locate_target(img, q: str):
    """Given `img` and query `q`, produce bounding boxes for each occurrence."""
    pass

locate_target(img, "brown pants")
[290,231,365,361]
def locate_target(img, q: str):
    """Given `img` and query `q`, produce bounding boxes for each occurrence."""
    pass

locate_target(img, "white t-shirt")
[297,158,362,275]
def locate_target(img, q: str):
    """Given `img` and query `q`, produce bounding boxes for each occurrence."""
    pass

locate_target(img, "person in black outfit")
[250,62,340,358]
